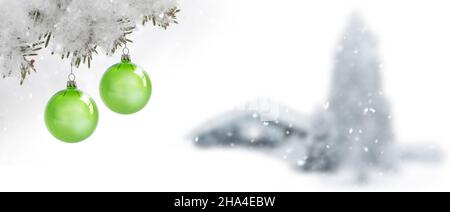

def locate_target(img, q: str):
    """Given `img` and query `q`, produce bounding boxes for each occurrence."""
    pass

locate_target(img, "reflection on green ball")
[100,59,152,114]
[45,87,99,143]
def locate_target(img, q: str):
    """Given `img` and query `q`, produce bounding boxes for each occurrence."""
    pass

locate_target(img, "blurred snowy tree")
[302,110,338,172]
[328,14,394,174]
[0,0,179,84]
[190,14,412,180]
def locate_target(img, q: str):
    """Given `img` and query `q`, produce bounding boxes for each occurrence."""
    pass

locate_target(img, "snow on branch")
[0,0,179,84]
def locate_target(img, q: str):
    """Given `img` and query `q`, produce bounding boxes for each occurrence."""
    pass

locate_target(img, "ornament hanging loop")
[67,64,77,88]
[68,73,76,82]
[121,46,131,63]
[122,46,130,55]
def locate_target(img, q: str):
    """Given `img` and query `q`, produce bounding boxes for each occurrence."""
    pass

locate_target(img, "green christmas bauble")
[100,57,152,114]
[45,85,99,143]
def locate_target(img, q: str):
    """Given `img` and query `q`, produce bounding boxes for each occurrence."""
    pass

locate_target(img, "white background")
[0,0,449,191]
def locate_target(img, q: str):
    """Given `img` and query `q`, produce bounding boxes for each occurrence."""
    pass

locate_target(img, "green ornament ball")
[100,56,152,115]
[45,85,99,143]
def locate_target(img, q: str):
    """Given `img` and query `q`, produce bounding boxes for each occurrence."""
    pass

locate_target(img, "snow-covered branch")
[0,0,179,84]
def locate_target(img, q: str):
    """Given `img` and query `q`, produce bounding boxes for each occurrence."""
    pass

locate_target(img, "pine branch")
[57,7,179,70]
[16,33,50,84]
[1,1,180,85]
[142,7,180,29]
